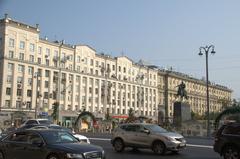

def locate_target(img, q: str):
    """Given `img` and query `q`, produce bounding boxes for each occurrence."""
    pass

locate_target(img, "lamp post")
[198,45,216,137]
[100,54,111,119]
[55,40,70,124]
[34,72,41,119]
[136,60,144,117]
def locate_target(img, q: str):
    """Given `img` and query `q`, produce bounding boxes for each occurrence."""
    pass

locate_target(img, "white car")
[29,124,91,144]
[73,133,91,144]
[21,119,51,125]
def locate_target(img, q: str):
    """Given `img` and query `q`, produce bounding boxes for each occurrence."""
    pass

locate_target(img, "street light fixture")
[34,72,41,119]
[198,45,216,137]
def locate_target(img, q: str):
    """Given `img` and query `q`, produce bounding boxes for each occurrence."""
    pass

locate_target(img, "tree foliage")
[214,101,240,129]
[51,102,59,122]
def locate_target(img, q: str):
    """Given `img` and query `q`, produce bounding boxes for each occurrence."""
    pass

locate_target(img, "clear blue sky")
[1,0,240,99]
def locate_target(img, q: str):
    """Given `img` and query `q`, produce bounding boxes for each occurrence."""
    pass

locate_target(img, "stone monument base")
[173,102,191,127]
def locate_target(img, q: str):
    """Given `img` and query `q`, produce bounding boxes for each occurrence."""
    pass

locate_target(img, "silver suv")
[111,123,186,155]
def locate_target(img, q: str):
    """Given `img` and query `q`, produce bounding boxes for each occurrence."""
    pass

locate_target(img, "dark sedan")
[0,129,105,159]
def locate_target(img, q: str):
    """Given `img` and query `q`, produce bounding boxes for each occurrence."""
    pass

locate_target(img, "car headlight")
[66,153,84,159]
[163,136,175,141]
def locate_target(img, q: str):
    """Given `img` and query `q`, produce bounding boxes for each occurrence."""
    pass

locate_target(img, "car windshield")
[144,125,168,133]
[41,131,78,144]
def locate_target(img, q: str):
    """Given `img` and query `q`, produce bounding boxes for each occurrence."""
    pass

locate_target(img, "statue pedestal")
[173,102,191,127]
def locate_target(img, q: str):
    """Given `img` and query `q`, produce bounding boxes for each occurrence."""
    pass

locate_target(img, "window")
[28,78,32,86]
[5,132,28,142]
[54,50,58,57]
[119,66,121,72]
[29,43,35,52]
[46,48,50,56]
[45,81,49,88]
[27,90,32,97]
[28,67,33,75]
[38,46,42,54]
[19,41,25,49]
[19,53,24,60]
[8,51,14,58]
[17,89,22,96]
[44,92,49,99]
[69,64,73,70]
[77,56,81,63]
[223,125,240,135]
[26,102,31,109]
[7,75,12,83]
[45,70,50,77]
[77,66,80,72]
[8,63,13,72]
[5,100,10,108]
[90,59,94,66]
[9,38,14,47]
[29,55,34,62]
[69,55,73,61]
[6,88,11,95]
[45,59,49,66]
[37,58,41,64]
[17,77,23,84]
[18,65,24,73]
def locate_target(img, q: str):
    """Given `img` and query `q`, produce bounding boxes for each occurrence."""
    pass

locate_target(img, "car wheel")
[113,138,125,152]
[223,146,239,159]
[0,151,4,159]
[47,154,59,159]
[152,141,166,155]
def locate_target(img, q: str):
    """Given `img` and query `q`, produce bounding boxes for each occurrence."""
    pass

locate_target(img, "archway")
[74,111,96,132]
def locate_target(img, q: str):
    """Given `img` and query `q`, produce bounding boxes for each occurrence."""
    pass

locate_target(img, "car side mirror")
[142,129,150,134]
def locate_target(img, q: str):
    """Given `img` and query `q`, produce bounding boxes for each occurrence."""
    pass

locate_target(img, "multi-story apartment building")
[157,70,232,120]
[0,15,232,127]
[0,15,158,126]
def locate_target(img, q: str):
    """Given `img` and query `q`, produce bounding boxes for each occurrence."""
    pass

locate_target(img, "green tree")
[51,102,59,122]
[214,102,240,129]
[125,108,137,123]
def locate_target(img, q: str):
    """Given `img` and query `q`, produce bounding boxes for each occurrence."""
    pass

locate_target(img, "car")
[111,123,186,155]
[213,122,240,159]
[21,119,52,126]
[29,124,91,144]
[0,129,105,159]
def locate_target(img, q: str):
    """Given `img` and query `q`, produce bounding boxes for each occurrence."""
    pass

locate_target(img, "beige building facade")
[0,16,158,126]
[0,15,232,127]
[157,70,232,120]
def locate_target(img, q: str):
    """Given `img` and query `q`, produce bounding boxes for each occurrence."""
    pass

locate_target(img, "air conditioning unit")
[45,55,49,58]
[17,83,22,89]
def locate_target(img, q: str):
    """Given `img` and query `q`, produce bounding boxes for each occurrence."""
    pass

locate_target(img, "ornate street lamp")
[198,45,216,137]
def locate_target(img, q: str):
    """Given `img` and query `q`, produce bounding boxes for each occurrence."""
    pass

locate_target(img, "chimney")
[36,24,39,29]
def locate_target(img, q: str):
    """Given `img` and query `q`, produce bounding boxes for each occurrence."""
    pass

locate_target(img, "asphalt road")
[83,133,221,159]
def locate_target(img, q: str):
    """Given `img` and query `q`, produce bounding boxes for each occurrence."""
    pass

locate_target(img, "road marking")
[187,144,213,149]
[89,138,111,141]
[89,138,213,149]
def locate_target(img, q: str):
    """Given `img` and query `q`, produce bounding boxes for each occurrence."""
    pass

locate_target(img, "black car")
[213,122,240,159]
[0,129,105,159]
